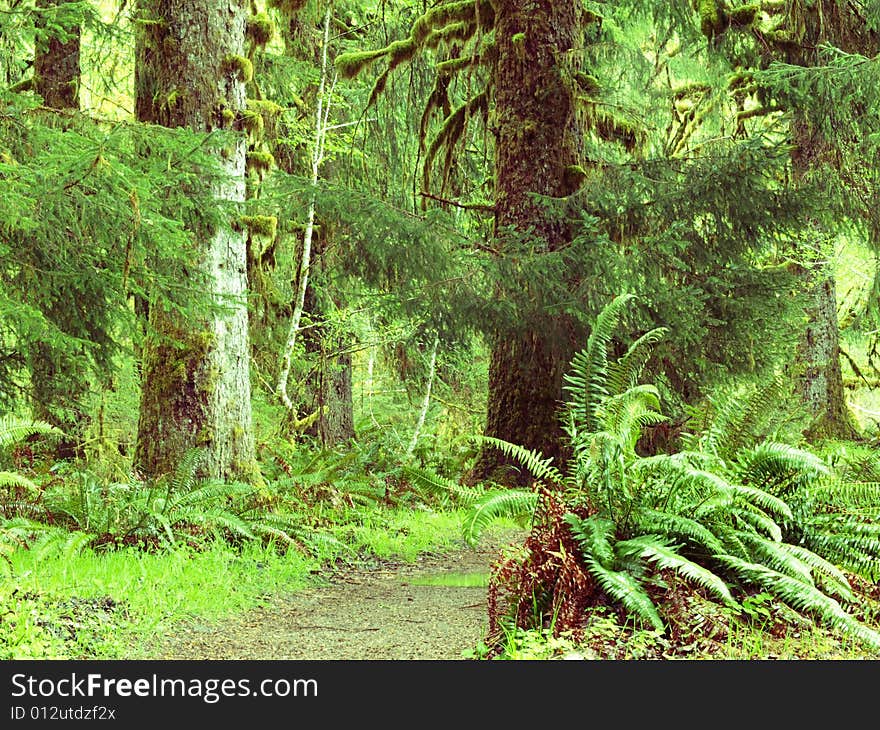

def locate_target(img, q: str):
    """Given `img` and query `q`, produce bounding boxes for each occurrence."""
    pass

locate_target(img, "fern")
[616,534,739,608]
[478,436,565,487]
[463,489,538,545]
[717,554,880,651]
[404,465,484,505]
[583,553,665,632]
[0,416,62,448]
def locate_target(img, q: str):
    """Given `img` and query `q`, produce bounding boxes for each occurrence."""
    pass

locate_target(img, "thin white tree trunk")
[406,335,439,457]
[276,7,335,408]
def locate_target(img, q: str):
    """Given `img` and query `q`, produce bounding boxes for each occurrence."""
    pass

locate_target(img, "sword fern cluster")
[415,294,880,649]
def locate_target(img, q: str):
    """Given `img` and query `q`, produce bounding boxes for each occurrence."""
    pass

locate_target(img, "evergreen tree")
[133,0,257,480]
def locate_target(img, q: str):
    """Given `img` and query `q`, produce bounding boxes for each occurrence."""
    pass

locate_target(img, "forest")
[3,0,880,663]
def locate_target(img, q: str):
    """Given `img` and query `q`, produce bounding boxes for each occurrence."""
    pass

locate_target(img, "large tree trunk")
[797,262,859,440]
[297,279,355,447]
[133,0,257,481]
[33,0,80,108]
[469,0,583,484]
[29,0,84,459]
[783,5,870,441]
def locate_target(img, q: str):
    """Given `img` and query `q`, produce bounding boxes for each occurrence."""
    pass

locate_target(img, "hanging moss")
[436,55,476,75]
[698,0,726,39]
[222,54,254,83]
[243,99,284,140]
[424,21,474,50]
[239,108,264,138]
[241,214,278,240]
[335,48,388,79]
[411,0,479,45]
[220,107,237,128]
[246,150,275,174]
[247,12,275,47]
[575,72,601,97]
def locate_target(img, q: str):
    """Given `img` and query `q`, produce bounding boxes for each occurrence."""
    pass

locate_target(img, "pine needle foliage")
[468,295,880,650]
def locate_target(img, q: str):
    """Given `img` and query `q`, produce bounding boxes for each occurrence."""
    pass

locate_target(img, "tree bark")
[29,0,84,459]
[797,261,859,440]
[469,0,583,484]
[133,0,257,481]
[782,4,872,441]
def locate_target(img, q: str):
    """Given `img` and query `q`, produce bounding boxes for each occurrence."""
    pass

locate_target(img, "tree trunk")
[29,0,84,459]
[469,0,583,485]
[275,7,354,446]
[33,0,80,108]
[133,0,257,481]
[797,262,859,440]
[295,275,355,447]
[782,5,870,441]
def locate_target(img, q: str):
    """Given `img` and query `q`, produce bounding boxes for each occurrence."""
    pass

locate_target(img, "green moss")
[222,54,254,83]
[424,21,473,49]
[411,1,477,45]
[698,0,724,38]
[512,32,526,45]
[563,164,588,193]
[239,109,264,138]
[246,12,275,47]
[246,151,275,174]
[246,99,284,119]
[335,49,387,79]
[436,56,474,75]
[575,72,600,96]
[241,215,278,240]
[221,107,236,127]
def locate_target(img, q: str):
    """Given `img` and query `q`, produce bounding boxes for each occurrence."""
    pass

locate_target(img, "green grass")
[1,505,474,659]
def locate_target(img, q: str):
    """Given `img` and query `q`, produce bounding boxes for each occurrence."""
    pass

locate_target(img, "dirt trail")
[149,530,522,660]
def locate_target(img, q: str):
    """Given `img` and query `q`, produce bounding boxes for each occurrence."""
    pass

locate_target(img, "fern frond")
[0,471,39,492]
[731,504,783,542]
[616,533,738,608]
[774,541,855,603]
[605,327,668,396]
[807,480,880,510]
[717,554,880,651]
[736,531,814,584]
[166,480,252,513]
[582,553,665,632]
[735,441,830,495]
[564,293,638,433]
[725,481,794,522]
[478,436,565,486]
[565,513,616,568]
[169,448,203,495]
[0,416,63,448]
[404,465,484,504]
[206,511,256,540]
[634,507,727,555]
[462,489,538,545]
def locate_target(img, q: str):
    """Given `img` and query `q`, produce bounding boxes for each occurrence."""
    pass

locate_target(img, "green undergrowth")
[0,505,473,660]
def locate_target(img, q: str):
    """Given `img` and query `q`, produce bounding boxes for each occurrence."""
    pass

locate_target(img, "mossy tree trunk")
[133,0,257,480]
[295,273,355,446]
[783,3,872,442]
[797,265,859,440]
[470,0,583,484]
[275,7,354,447]
[29,0,84,459]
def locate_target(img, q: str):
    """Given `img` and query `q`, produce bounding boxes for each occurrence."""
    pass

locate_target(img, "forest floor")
[143,529,524,660]
[139,525,878,661]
